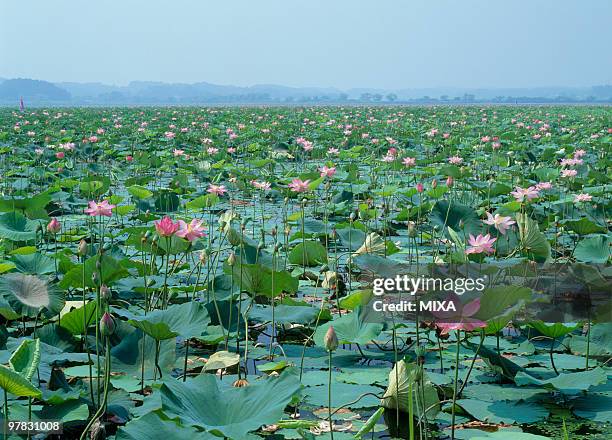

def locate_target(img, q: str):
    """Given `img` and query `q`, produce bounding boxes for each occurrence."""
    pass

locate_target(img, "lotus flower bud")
[92,271,99,285]
[78,239,88,257]
[416,182,424,193]
[431,179,437,189]
[324,326,339,352]
[227,252,236,266]
[407,221,417,238]
[199,250,208,264]
[349,212,356,222]
[274,241,281,253]
[271,227,277,238]
[100,312,115,337]
[100,284,111,302]
[47,218,61,234]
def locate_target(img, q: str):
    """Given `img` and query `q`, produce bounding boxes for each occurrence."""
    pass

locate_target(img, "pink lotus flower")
[126,155,133,162]
[432,294,486,335]
[574,149,586,158]
[88,135,98,143]
[251,180,271,191]
[176,219,206,242]
[510,186,540,202]
[574,193,592,203]
[288,178,311,193]
[483,212,515,235]
[164,131,175,139]
[560,158,583,167]
[402,157,416,167]
[319,166,336,178]
[446,176,454,187]
[207,184,227,196]
[481,136,491,142]
[416,182,424,193]
[381,154,395,163]
[327,147,340,155]
[227,147,236,153]
[466,233,497,255]
[535,181,552,191]
[561,169,577,178]
[173,149,184,157]
[154,216,179,237]
[47,218,61,234]
[55,151,65,159]
[448,156,463,165]
[84,200,115,217]
[207,147,219,155]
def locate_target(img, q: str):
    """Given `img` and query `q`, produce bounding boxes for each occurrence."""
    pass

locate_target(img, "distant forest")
[1,78,611,105]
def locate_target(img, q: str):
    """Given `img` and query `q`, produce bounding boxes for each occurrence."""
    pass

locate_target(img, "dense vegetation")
[0,106,609,439]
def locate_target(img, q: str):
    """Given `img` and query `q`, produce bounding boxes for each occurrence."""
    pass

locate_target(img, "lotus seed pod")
[232,378,250,387]
[323,326,339,352]
[227,252,236,266]
[349,212,356,222]
[100,312,115,337]
[226,227,241,246]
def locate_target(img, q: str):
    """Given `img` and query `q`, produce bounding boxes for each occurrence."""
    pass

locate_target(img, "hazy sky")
[1,0,610,89]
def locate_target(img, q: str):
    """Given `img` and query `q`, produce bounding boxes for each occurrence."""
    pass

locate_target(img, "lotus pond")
[0,106,610,439]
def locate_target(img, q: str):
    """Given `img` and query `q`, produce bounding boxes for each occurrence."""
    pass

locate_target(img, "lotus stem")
[451,330,461,440]
[80,337,111,440]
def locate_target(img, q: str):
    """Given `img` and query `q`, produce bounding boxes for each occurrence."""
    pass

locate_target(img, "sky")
[1,0,610,89]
